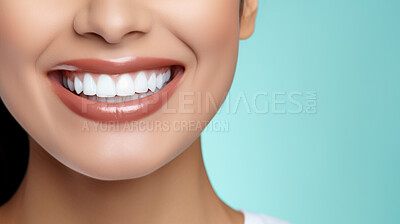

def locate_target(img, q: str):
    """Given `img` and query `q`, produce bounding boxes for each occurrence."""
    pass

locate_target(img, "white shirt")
[239,209,291,224]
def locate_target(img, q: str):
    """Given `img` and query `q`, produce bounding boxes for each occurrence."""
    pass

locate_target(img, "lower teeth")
[79,90,159,103]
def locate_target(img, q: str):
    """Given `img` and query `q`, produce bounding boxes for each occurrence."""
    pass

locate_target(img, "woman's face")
[0,0,245,180]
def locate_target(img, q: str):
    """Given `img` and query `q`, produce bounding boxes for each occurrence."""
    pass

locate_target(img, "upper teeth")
[62,69,171,97]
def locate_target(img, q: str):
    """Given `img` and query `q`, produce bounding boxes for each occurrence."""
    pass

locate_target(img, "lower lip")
[48,68,183,123]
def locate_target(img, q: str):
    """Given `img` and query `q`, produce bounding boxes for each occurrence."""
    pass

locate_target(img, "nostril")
[72,2,152,44]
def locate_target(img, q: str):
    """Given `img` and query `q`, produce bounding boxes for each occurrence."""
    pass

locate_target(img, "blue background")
[201,0,400,223]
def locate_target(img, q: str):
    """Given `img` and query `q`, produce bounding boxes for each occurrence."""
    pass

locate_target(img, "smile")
[48,57,185,123]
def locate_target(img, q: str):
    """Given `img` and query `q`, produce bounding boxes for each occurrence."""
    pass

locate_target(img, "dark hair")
[0,0,246,206]
[0,100,29,206]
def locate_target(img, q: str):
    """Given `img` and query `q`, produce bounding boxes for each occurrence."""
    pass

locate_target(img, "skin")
[0,0,258,223]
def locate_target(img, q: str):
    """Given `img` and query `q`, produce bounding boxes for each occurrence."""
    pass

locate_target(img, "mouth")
[48,57,185,123]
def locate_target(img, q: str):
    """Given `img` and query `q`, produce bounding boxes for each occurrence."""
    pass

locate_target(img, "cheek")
[185,1,240,110]
[0,1,75,120]
[0,1,75,61]
[159,0,240,52]
[155,0,241,108]
[0,1,78,157]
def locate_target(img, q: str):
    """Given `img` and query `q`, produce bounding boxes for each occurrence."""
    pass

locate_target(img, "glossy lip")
[48,57,185,123]
[49,57,184,74]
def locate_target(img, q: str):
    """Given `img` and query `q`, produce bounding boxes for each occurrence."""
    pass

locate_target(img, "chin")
[38,125,199,181]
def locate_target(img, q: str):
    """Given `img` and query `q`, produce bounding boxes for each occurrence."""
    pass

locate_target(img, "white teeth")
[122,94,138,102]
[82,91,149,102]
[74,76,83,94]
[62,76,68,88]
[67,78,75,92]
[148,73,157,92]
[135,72,148,93]
[83,74,97,96]
[116,74,135,96]
[98,97,107,102]
[164,69,171,82]
[106,97,116,103]
[156,74,163,89]
[97,75,116,97]
[122,96,130,102]
[115,97,123,103]
[62,68,173,102]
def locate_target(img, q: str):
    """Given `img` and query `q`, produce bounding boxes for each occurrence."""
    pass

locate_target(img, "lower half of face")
[0,0,240,180]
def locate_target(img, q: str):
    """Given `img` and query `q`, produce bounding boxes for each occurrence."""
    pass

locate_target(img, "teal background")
[201,0,400,223]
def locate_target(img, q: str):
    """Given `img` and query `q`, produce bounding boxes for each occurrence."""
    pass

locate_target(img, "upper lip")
[49,56,184,74]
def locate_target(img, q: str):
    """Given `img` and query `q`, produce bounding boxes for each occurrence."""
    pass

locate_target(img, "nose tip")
[73,1,152,44]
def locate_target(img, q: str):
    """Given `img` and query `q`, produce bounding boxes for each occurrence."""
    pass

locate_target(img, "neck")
[1,136,243,224]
